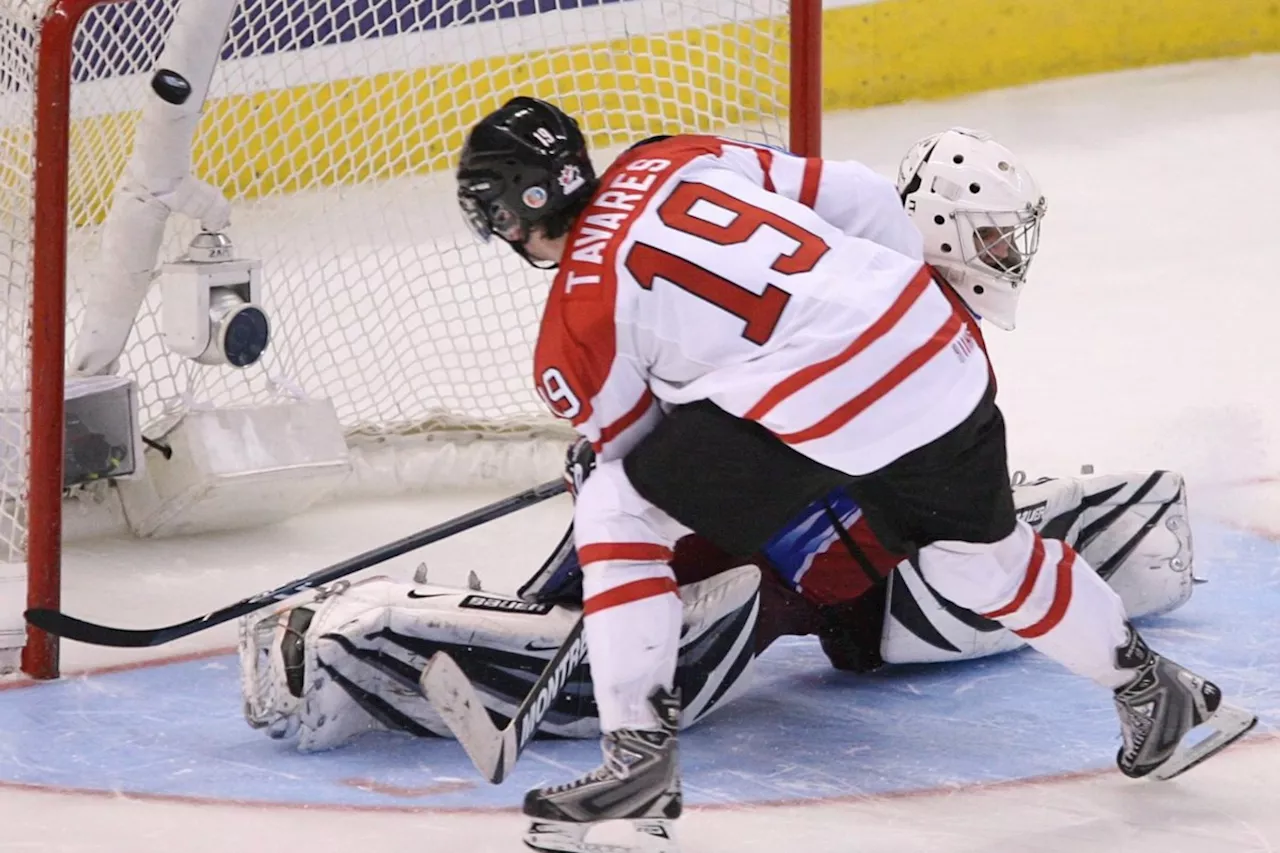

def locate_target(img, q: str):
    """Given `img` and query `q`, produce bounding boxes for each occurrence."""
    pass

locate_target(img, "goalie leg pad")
[1015,471,1195,618]
[674,564,762,727]
[1068,471,1194,619]
[239,577,593,751]
[240,565,766,751]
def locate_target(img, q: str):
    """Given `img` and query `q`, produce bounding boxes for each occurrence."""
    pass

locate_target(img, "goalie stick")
[420,613,586,784]
[26,479,568,648]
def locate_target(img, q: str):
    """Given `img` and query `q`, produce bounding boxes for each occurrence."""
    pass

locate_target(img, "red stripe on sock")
[583,577,679,616]
[578,543,673,567]
[981,534,1046,620]
[1015,547,1077,639]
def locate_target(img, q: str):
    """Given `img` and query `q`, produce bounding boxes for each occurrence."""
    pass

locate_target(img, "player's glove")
[563,436,596,499]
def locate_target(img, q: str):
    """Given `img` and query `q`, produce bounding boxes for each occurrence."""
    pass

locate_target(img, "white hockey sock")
[582,564,683,732]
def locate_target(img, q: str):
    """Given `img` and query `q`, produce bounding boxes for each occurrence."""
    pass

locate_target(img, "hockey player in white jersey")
[454,98,1255,852]
[241,133,1199,761]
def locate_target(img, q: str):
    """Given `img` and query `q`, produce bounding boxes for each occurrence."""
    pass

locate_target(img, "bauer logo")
[1017,501,1048,526]
[459,595,554,615]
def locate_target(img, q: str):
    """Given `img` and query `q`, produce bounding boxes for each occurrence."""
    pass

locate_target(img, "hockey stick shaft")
[421,612,587,784]
[26,478,568,648]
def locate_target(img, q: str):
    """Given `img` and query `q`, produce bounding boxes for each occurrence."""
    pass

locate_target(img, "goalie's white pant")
[919,521,1133,689]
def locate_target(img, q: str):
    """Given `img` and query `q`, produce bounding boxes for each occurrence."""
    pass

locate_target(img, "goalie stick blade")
[420,652,511,784]
[23,609,185,648]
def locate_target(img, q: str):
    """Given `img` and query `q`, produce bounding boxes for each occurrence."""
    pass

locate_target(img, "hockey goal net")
[2,0,820,677]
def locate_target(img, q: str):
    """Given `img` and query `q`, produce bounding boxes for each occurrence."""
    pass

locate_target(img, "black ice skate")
[1113,626,1256,781]
[523,687,681,853]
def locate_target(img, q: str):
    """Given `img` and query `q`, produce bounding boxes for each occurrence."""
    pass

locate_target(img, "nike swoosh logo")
[524,641,561,652]
[407,591,452,600]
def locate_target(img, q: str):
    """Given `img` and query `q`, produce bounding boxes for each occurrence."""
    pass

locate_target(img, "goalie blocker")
[241,469,1195,751]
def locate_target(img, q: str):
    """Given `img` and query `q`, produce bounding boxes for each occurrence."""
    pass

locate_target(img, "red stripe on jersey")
[1015,547,1077,639]
[578,542,674,567]
[981,535,1047,620]
[755,147,776,192]
[593,389,656,453]
[744,266,933,421]
[583,577,679,615]
[799,158,822,207]
[776,309,966,445]
[933,269,996,393]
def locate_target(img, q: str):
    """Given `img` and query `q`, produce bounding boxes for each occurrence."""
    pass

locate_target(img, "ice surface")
[5,53,1280,852]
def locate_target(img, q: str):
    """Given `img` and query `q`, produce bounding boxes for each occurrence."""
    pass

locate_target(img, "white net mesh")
[1,0,796,560]
[0,6,37,565]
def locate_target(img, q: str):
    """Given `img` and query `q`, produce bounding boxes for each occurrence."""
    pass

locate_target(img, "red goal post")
[11,0,822,679]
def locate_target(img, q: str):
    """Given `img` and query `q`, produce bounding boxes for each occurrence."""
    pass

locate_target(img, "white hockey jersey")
[533,135,991,569]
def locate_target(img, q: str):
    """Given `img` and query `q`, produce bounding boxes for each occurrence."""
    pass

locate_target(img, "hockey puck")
[1080,464,1094,475]
[151,69,192,105]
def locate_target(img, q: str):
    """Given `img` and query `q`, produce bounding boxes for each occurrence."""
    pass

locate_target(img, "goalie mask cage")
[4,0,821,678]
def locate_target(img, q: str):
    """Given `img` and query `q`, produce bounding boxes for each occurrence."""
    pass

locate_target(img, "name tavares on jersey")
[565,158,672,291]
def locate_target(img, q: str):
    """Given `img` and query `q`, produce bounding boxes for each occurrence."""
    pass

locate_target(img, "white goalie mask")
[897,128,1047,330]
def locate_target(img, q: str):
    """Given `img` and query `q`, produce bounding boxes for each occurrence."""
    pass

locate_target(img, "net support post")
[23,0,124,679]
[788,0,822,156]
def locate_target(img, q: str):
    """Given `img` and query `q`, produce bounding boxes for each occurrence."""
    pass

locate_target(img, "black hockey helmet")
[456,96,598,267]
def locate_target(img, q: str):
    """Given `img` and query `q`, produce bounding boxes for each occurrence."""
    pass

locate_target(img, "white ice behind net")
[1,0,793,556]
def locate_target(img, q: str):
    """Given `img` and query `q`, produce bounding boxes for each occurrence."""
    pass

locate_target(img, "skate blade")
[524,819,677,853]
[1149,702,1258,781]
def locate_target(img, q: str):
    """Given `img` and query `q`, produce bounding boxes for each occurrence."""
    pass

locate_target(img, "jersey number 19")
[624,181,830,345]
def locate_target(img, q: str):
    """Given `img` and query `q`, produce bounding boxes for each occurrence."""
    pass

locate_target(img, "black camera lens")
[222,306,270,367]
